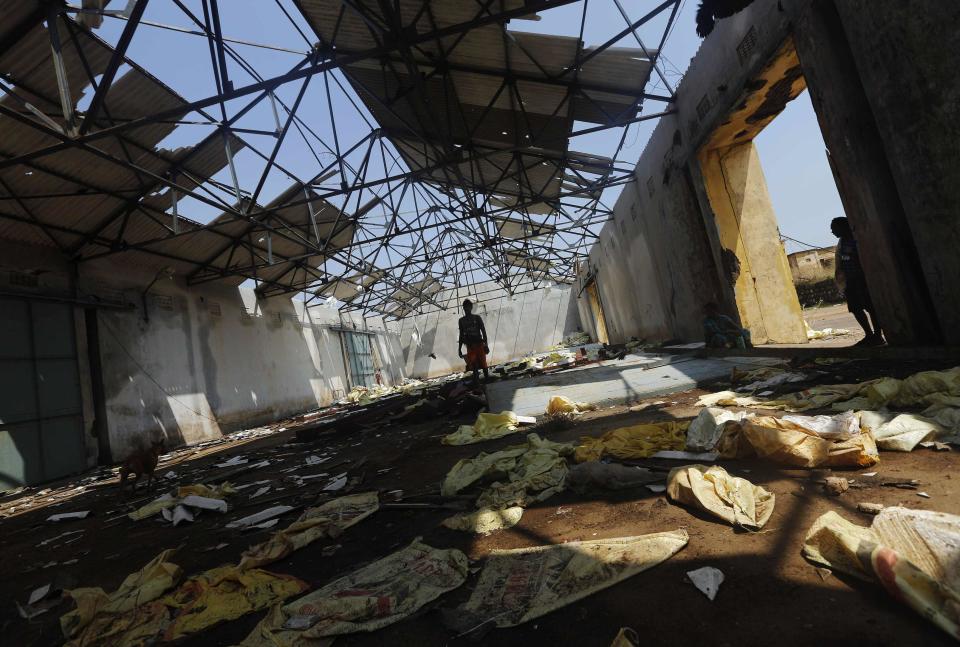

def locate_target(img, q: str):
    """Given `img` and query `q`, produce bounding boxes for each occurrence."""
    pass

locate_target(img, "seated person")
[703,302,751,348]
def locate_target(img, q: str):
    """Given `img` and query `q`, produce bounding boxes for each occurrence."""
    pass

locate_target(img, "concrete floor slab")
[486,354,778,416]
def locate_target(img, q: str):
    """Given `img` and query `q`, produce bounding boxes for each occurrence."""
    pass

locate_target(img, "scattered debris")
[824,477,850,496]
[646,484,667,494]
[240,492,379,570]
[322,473,348,491]
[443,411,524,446]
[918,491,932,499]
[686,566,724,600]
[442,506,523,535]
[609,627,640,647]
[305,455,328,466]
[858,502,884,515]
[47,511,90,522]
[667,464,775,529]
[250,486,271,498]
[546,395,597,416]
[567,462,663,492]
[651,450,718,461]
[215,456,249,468]
[227,506,296,530]
[686,407,752,452]
[37,529,84,547]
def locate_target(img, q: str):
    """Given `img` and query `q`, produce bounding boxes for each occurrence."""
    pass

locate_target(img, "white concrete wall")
[0,243,404,462]
[86,261,405,459]
[398,282,581,378]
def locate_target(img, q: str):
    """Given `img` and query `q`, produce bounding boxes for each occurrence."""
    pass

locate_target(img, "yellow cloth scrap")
[61,549,182,641]
[717,416,878,468]
[701,366,960,413]
[666,464,775,529]
[545,395,597,416]
[454,531,689,628]
[574,422,689,463]
[128,483,235,521]
[240,492,379,570]
[240,539,468,644]
[160,565,309,641]
[441,433,575,509]
[442,411,520,446]
[442,506,524,535]
[803,508,960,639]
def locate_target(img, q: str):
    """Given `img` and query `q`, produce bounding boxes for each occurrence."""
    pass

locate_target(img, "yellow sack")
[240,491,379,570]
[442,506,523,535]
[443,411,520,446]
[161,565,308,641]
[574,422,688,463]
[176,483,235,498]
[666,464,774,529]
[61,549,181,640]
[546,395,596,416]
[803,509,960,639]
[718,417,878,468]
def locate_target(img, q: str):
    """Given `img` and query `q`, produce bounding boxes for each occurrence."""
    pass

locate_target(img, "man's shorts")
[465,342,487,371]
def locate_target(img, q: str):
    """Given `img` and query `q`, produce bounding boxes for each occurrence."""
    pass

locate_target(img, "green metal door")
[0,298,86,490]
[345,332,375,389]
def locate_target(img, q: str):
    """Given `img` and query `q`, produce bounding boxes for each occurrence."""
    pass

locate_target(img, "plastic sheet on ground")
[128,483,235,521]
[442,434,574,509]
[443,411,520,446]
[666,464,774,529]
[61,549,182,641]
[450,531,688,630]
[858,411,945,452]
[738,371,809,393]
[567,462,663,492]
[717,415,879,468]
[160,565,309,641]
[574,421,689,463]
[704,366,960,413]
[240,539,468,645]
[442,506,523,535]
[686,407,752,452]
[805,321,850,340]
[240,492,379,570]
[545,395,597,416]
[803,507,960,639]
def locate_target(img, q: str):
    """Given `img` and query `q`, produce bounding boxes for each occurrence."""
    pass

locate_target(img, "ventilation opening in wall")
[696,36,854,347]
[153,294,174,311]
[737,26,758,65]
[207,301,222,317]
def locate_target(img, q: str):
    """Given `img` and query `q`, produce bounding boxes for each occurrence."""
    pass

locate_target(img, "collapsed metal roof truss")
[0,0,680,318]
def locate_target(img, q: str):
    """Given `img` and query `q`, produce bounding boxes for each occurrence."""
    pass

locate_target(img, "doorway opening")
[697,37,857,346]
[584,280,610,344]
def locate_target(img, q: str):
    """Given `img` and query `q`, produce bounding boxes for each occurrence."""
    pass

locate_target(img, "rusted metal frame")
[44,7,78,135]
[247,72,315,210]
[1,0,581,171]
[612,0,677,99]
[557,0,676,80]
[79,0,150,135]
[164,131,376,280]
[0,176,69,251]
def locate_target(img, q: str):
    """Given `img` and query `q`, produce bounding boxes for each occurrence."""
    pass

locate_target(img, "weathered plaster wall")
[398,282,581,379]
[580,0,957,346]
[834,0,960,343]
[0,243,404,462]
[700,142,806,343]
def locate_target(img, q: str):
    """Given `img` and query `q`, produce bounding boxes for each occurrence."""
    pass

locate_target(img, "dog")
[119,439,165,491]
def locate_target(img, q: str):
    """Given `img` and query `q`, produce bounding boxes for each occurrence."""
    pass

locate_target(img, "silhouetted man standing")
[458,299,489,385]
[832,217,883,346]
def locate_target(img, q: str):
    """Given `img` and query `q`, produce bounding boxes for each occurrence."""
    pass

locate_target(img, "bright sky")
[83,0,844,284]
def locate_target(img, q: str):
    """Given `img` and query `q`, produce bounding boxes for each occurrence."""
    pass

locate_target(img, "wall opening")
[584,280,609,344]
[697,37,854,346]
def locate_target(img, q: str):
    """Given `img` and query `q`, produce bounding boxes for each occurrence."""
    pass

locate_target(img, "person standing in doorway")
[458,299,490,385]
[832,217,883,346]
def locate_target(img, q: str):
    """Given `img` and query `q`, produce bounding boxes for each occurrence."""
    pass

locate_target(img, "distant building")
[788,246,836,284]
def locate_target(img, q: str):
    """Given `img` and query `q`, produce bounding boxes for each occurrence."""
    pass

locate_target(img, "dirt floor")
[2,358,957,646]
